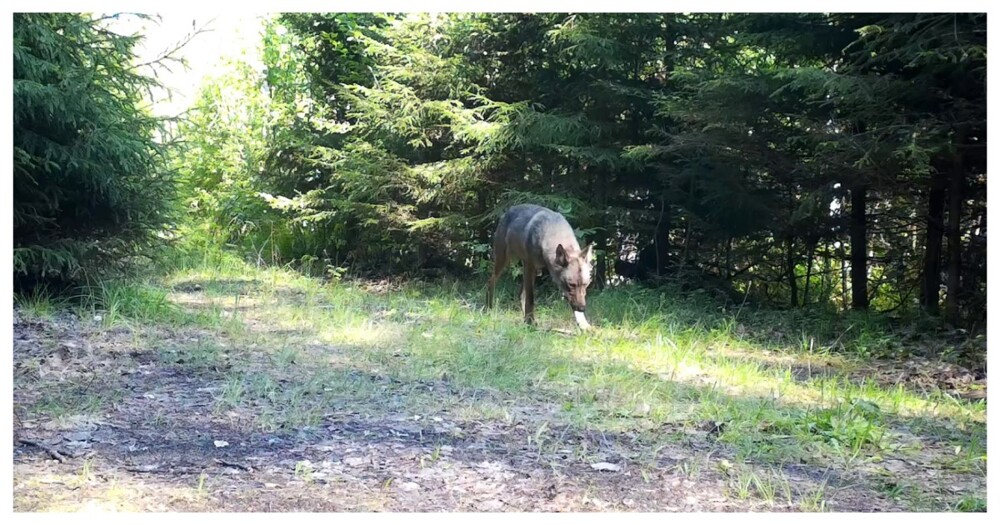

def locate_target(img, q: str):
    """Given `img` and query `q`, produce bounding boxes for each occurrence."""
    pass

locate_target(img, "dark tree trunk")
[945,143,965,325]
[803,239,817,305]
[841,246,849,310]
[654,195,670,277]
[724,236,732,281]
[920,166,947,315]
[850,184,869,310]
[822,244,832,304]
[679,218,692,274]
[786,234,798,307]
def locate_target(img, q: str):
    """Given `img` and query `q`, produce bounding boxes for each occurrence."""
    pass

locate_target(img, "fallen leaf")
[213,440,229,448]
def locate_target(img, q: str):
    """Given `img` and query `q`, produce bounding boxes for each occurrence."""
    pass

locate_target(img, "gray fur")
[487,204,594,328]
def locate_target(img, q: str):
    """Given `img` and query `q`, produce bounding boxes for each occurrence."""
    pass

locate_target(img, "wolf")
[486,204,595,329]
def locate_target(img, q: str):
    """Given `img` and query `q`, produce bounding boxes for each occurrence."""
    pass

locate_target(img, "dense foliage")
[13,13,176,290]
[22,13,985,329]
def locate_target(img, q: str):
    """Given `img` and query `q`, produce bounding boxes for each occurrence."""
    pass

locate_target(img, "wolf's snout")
[566,293,586,312]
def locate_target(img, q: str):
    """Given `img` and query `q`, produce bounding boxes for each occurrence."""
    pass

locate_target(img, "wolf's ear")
[581,243,595,263]
[555,244,568,266]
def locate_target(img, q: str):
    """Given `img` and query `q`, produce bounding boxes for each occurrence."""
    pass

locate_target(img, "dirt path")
[13,317,897,512]
[12,281,979,512]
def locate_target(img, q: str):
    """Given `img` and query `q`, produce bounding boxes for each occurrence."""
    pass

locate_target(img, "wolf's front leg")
[521,266,536,325]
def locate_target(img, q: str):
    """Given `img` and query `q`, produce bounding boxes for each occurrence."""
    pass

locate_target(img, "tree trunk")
[944,141,965,325]
[850,184,869,310]
[679,218,692,274]
[840,247,849,310]
[822,244,832,304]
[724,236,732,281]
[920,166,946,315]
[654,195,670,277]
[803,239,817,305]
[786,234,798,307]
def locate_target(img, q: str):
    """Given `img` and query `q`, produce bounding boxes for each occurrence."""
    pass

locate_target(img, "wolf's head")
[552,243,595,312]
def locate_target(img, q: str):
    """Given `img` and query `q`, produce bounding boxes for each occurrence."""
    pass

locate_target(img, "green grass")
[74,280,182,326]
[723,465,796,507]
[14,249,987,511]
[172,258,979,467]
[156,339,232,374]
[30,381,125,420]
[954,495,987,512]
[15,285,70,319]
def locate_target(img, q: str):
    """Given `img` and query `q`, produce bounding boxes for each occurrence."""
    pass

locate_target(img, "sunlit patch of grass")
[313,314,402,350]
[396,283,974,474]
[14,471,208,512]
[25,250,978,510]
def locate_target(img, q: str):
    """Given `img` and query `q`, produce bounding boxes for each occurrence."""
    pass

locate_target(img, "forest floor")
[12,254,987,512]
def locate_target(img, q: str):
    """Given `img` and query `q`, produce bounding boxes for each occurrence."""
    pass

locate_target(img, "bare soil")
[11,298,982,512]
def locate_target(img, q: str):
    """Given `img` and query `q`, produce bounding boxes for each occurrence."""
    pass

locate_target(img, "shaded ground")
[11,274,985,512]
